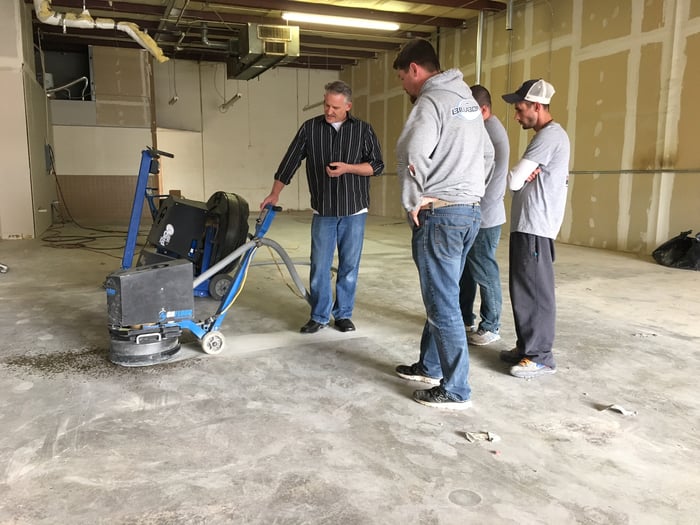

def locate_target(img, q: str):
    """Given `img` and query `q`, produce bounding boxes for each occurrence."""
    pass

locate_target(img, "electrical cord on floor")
[43,144,148,259]
[41,226,148,259]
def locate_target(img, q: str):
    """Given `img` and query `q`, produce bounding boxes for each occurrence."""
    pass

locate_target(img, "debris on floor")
[465,431,501,443]
[601,404,638,417]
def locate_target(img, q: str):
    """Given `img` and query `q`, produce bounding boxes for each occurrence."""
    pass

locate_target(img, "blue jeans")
[412,204,481,401]
[459,225,503,333]
[309,213,367,324]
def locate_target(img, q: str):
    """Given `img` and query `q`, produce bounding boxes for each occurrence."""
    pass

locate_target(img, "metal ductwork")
[33,0,168,63]
[227,23,300,81]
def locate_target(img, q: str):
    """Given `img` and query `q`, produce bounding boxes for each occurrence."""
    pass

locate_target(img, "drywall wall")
[0,0,46,240]
[156,128,205,202]
[344,0,700,255]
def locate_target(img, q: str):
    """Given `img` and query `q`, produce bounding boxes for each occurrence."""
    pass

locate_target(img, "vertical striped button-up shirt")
[274,114,384,216]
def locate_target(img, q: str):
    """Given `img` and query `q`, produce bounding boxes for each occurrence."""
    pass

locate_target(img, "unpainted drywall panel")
[532,0,573,46]
[495,59,526,167]
[386,94,406,175]
[581,0,632,48]
[92,46,149,98]
[642,0,665,33]
[458,24,478,67]
[352,60,369,92]
[489,62,519,130]
[370,175,403,219]
[0,69,33,239]
[570,52,630,250]
[50,100,97,126]
[368,99,385,163]
[156,128,204,202]
[462,69,477,89]
[369,53,386,98]
[95,95,150,128]
[93,46,150,128]
[19,2,34,71]
[153,59,202,133]
[575,52,629,171]
[24,68,55,236]
[491,3,526,57]
[0,0,20,64]
[691,1,700,19]
[668,173,700,236]
[568,173,620,250]
[531,46,572,134]
[634,43,662,168]
[626,174,654,253]
[676,32,700,168]
[354,94,369,122]
[52,125,151,176]
[442,29,457,69]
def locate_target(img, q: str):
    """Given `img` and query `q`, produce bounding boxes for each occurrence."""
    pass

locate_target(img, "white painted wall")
[156,128,205,201]
[0,0,52,240]
[153,60,337,211]
[52,126,151,176]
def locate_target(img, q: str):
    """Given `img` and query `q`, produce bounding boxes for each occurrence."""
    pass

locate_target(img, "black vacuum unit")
[137,192,249,278]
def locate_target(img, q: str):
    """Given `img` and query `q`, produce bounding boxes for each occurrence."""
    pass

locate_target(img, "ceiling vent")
[227,23,300,81]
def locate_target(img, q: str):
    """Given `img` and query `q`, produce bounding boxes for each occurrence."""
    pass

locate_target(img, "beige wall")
[16,0,700,254]
[344,0,700,255]
[0,1,54,240]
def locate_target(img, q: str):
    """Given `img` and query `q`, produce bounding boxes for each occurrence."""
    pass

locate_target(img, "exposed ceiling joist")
[28,0,506,72]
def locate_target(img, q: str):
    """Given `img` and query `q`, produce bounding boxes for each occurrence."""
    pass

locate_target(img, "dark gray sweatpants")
[508,232,557,368]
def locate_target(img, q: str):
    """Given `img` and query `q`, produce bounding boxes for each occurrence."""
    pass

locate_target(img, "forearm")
[508,158,539,191]
[350,162,375,176]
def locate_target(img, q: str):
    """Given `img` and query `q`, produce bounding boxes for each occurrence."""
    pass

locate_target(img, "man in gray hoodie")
[393,38,494,410]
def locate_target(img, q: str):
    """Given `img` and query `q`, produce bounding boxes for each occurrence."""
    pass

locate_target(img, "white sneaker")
[465,323,477,333]
[468,328,501,346]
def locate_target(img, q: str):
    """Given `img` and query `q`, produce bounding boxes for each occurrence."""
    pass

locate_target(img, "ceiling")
[28,0,507,71]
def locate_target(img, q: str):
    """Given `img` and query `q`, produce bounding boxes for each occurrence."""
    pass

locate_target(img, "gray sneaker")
[413,386,472,410]
[468,328,501,346]
[509,358,556,379]
[465,323,477,333]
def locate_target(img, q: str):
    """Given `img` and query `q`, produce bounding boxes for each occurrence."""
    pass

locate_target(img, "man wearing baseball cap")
[500,79,570,378]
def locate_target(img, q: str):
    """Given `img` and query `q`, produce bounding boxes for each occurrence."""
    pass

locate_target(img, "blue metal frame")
[121,147,174,270]
[193,226,217,297]
[178,204,279,340]
[121,149,155,270]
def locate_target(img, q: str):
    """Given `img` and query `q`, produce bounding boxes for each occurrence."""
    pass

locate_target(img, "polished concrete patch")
[1,212,699,524]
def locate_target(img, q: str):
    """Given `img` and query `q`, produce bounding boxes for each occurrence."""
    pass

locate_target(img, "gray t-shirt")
[510,122,570,239]
[480,115,509,228]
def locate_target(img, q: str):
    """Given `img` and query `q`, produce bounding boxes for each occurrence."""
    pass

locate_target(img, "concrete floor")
[0,211,699,524]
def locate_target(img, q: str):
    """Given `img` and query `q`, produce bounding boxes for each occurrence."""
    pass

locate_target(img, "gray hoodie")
[396,69,494,212]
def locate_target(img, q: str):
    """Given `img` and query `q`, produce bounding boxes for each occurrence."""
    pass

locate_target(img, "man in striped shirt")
[260,80,384,334]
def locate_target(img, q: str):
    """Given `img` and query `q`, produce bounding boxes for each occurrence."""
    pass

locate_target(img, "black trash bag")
[652,230,700,270]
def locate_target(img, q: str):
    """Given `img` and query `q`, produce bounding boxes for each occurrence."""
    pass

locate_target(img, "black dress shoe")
[334,318,356,332]
[300,319,327,334]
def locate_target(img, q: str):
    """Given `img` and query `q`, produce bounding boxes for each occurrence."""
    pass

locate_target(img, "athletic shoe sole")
[413,392,473,410]
[395,370,441,386]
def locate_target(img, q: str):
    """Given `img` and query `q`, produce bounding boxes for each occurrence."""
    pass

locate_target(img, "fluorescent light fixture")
[282,12,400,31]
[219,93,242,111]
[302,100,324,111]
